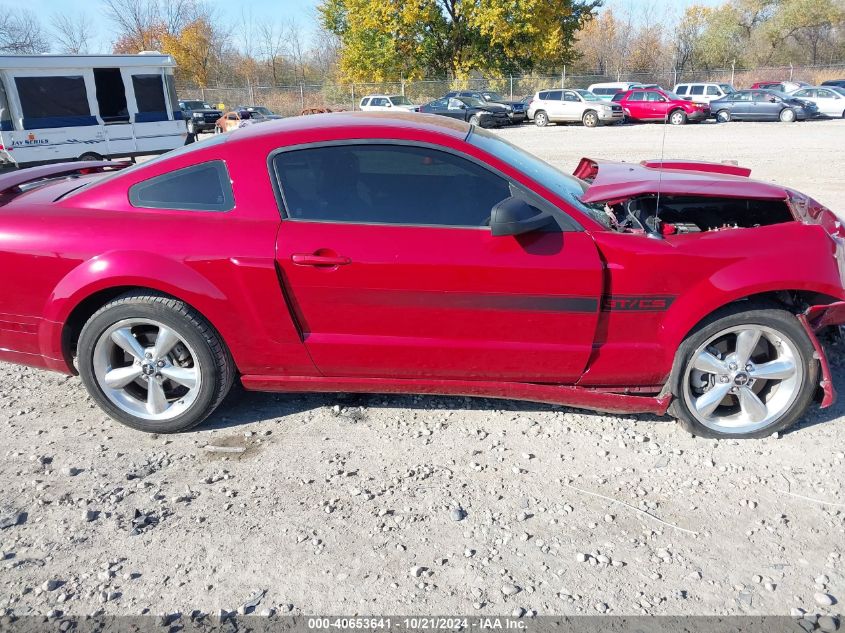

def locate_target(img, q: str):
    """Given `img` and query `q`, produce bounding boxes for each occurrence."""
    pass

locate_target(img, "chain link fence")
[177,63,845,116]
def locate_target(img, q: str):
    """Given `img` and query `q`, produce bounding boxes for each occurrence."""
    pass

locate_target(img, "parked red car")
[0,113,843,439]
[615,88,710,124]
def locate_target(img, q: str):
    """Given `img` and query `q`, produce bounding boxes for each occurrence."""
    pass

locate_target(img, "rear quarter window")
[128,160,234,211]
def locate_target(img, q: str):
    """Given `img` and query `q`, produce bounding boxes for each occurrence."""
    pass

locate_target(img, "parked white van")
[587,82,645,100]
[673,82,735,104]
[0,54,187,167]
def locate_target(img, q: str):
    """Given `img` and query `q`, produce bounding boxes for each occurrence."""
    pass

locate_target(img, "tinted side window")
[129,161,234,211]
[538,91,550,99]
[273,144,512,227]
[628,91,645,101]
[15,75,94,128]
[132,74,167,113]
[690,85,704,95]
[547,90,563,100]
[675,86,688,95]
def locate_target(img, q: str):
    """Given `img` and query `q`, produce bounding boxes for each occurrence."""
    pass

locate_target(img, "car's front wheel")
[669,109,687,125]
[78,292,235,433]
[716,109,731,123]
[671,305,817,439]
[582,111,599,128]
[186,119,196,135]
[780,108,796,122]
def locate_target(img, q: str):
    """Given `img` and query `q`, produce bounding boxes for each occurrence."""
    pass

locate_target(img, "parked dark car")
[821,79,845,89]
[419,96,510,127]
[445,90,525,123]
[710,89,818,122]
[178,99,223,135]
[237,105,284,120]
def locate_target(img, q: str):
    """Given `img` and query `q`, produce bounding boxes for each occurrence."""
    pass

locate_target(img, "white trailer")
[0,53,188,167]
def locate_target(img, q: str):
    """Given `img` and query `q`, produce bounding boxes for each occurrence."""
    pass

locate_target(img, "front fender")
[658,256,845,370]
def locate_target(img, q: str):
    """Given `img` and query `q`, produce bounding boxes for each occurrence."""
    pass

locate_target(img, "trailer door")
[93,68,137,157]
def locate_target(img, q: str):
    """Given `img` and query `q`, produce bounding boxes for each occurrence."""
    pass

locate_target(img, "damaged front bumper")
[799,301,845,408]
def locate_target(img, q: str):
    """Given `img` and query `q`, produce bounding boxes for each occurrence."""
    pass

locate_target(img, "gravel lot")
[1,119,844,621]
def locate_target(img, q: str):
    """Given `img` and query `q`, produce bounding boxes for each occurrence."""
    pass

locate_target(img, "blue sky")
[24,0,724,53]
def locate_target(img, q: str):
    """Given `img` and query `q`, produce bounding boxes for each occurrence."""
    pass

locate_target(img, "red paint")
[239,374,673,415]
[798,313,836,408]
[0,111,842,416]
[615,88,710,122]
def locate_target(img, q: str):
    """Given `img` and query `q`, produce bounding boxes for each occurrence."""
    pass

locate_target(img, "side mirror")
[768,97,777,103]
[490,197,554,237]
[386,102,392,107]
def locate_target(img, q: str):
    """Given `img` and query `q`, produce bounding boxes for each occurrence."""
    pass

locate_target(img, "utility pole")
[731,59,736,86]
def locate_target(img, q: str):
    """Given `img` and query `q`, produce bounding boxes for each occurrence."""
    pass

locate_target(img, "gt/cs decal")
[602,295,675,312]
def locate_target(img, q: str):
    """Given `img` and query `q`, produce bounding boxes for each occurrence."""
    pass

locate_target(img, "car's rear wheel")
[671,306,817,439]
[582,111,599,128]
[716,110,731,123]
[780,108,796,122]
[669,109,687,125]
[78,152,103,162]
[534,111,548,127]
[78,292,234,433]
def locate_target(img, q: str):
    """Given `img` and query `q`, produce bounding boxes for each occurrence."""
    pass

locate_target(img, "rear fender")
[39,251,228,368]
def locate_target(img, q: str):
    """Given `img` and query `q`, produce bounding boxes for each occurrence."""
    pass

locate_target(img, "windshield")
[390,96,413,105]
[467,127,605,226]
[576,89,602,102]
[482,92,505,101]
[183,100,211,109]
[461,97,485,107]
[250,106,273,115]
[832,87,845,97]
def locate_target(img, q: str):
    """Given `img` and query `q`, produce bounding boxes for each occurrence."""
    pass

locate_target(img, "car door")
[814,88,843,117]
[271,142,603,382]
[447,97,471,121]
[751,91,778,119]
[729,91,753,118]
[541,90,564,120]
[644,91,667,120]
[623,91,647,119]
[561,91,582,121]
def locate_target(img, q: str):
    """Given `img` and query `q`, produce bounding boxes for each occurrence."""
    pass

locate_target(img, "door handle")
[291,253,351,267]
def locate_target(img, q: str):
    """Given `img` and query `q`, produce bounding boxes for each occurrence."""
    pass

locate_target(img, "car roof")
[229,111,471,143]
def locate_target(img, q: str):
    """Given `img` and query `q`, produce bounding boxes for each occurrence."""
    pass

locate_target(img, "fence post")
[789,63,794,80]
[351,83,355,111]
[561,66,566,88]
[401,75,405,96]
[200,87,205,101]
[248,78,255,106]
[299,83,304,110]
[509,75,513,99]
[673,65,678,87]
[731,60,736,86]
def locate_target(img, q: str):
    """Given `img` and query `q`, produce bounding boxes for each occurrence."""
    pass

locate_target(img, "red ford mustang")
[1,112,843,439]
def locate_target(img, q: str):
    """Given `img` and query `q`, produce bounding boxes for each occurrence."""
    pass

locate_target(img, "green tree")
[319,0,600,81]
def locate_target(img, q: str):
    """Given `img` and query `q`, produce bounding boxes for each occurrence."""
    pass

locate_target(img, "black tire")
[669,109,687,125]
[77,292,235,433]
[469,114,481,126]
[669,303,818,439]
[534,110,549,127]
[582,110,600,128]
[78,152,103,162]
[187,119,196,135]
[716,110,731,123]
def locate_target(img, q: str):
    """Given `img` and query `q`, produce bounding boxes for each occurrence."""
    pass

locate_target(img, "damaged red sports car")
[1,112,843,438]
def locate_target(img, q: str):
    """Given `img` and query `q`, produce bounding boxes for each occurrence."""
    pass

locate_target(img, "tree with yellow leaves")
[319,0,600,81]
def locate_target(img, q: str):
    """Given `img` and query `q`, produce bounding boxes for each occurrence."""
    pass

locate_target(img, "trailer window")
[132,74,168,122]
[94,68,129,123]
[0,80,11,131]
[164,74,179,118]
[15,76,96,129]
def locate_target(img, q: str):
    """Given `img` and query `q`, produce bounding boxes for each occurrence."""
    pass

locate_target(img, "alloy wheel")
[92,318,202,421]
[682,325,803,435]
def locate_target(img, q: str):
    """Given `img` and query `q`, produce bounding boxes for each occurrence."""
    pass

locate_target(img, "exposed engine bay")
[591,195,794,235]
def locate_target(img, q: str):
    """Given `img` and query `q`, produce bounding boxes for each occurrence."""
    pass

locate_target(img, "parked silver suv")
[527,89,624,127]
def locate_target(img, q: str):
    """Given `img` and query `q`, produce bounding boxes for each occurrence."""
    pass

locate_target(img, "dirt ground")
[1,119,844,621]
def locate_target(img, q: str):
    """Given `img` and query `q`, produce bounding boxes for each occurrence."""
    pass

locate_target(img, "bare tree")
[285,18,307,83]
[51,12,94,54]
[0,7,48,53]
[257,19,287,84]
[103,0,161,50]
